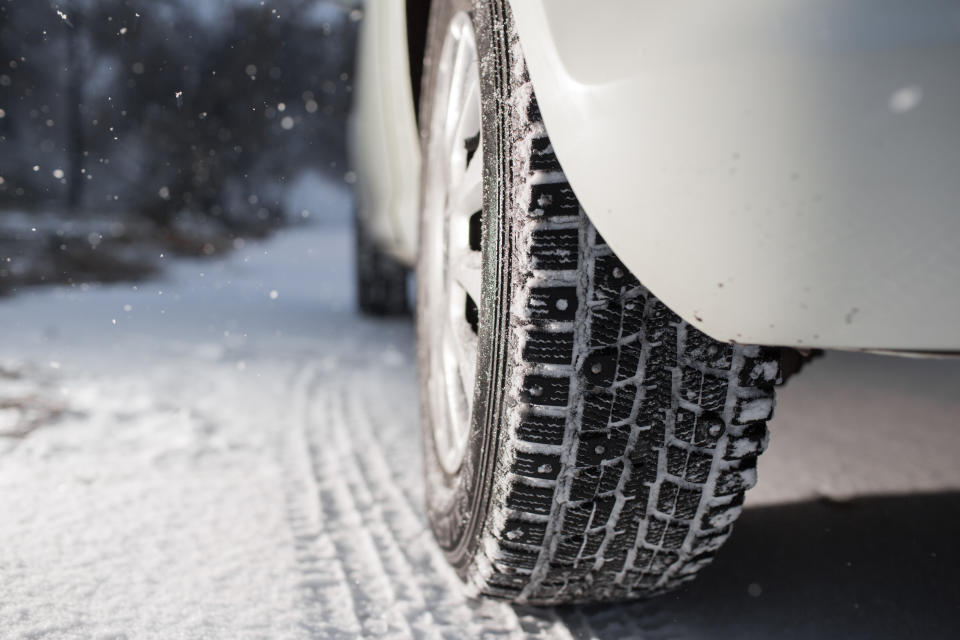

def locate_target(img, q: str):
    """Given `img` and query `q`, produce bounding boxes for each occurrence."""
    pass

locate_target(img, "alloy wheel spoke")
[449,251,482,308]
[448,140,483,218]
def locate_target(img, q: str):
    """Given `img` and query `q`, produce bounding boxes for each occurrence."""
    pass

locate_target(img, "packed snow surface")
[1,203,959,638]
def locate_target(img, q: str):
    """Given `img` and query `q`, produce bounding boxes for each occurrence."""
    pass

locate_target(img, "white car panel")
[349,1,420,265]
[511,0,960,350]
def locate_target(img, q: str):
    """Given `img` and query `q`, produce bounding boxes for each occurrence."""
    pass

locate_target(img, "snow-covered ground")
[1,194,958,639]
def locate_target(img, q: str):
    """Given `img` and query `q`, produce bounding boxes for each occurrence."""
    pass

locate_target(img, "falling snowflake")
[56,10,73,27]
[888,85,923,114]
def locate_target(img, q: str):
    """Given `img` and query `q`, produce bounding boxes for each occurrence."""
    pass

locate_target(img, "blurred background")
[0,0,358,295]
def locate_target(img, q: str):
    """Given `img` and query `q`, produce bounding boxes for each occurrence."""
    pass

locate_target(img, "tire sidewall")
[417,0,516,574]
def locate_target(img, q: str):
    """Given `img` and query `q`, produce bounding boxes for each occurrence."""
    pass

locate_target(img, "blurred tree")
[0,0,357,245]
[62,0,85,210]
[0,0,74,206]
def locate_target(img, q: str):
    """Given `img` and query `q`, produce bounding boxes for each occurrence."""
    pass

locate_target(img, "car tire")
[355,212,410,316]
[417,0,781,604]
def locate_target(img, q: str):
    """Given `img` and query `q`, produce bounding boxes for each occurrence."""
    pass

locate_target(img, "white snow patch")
[738,398,774,423]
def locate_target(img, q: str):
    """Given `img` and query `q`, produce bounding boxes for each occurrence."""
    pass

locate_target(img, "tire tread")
[463,39,779,603]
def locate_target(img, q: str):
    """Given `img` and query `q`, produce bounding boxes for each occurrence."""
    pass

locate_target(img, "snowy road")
[1,204,959,639]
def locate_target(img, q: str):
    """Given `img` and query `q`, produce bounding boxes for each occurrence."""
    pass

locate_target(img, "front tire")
[417,0,780,604]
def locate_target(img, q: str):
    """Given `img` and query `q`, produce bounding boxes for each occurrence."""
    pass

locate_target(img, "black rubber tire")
[418,0,781,604]
[355,212,410,316]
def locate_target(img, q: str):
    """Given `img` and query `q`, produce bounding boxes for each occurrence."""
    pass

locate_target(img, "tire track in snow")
[292,364,414,638]
[324,386,455,636]
[280,363,364,638]
[311,395,417,637]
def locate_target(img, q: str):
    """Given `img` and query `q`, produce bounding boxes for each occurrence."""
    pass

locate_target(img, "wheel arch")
[509,0,960,351]
[406,0,431,126]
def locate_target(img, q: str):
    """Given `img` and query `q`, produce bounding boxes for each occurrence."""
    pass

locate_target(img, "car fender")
[510,0,960,350]
[349,0,421,265]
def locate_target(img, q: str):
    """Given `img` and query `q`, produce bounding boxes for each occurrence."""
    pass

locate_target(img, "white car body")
[349,0,421,267]
[350,0,960,352]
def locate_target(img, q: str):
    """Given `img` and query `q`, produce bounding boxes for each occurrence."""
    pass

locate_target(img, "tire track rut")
[280,364,364,638]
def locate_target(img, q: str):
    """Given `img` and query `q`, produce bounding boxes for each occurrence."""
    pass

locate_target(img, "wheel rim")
[422,12,483,475]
